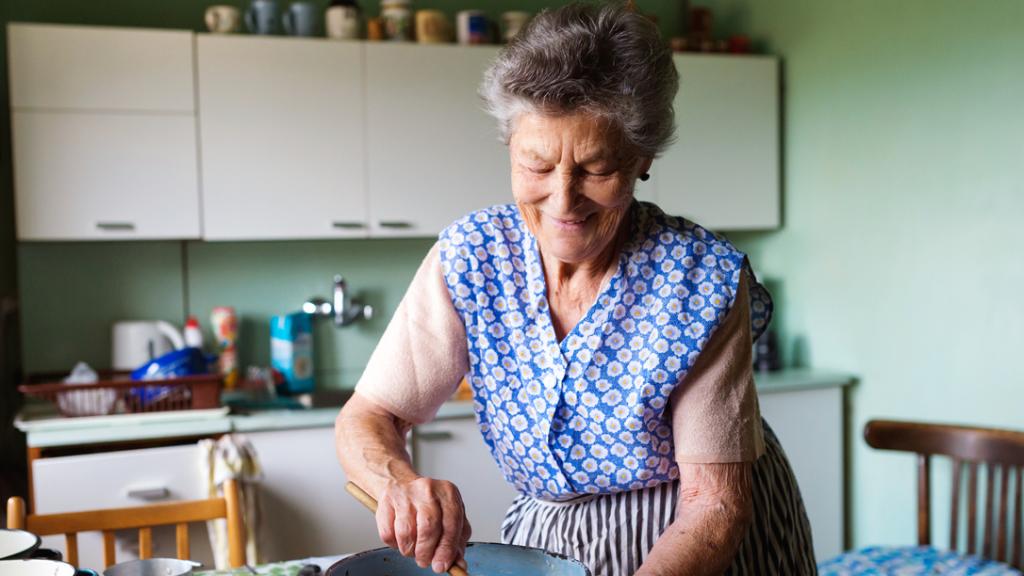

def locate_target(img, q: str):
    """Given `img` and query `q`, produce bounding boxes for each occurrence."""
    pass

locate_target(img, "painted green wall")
[8,0,1024,554]
[706,0,1024,550]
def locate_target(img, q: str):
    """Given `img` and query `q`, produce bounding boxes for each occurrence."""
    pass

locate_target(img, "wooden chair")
[865,419,1024,569]
[5,478,245,569]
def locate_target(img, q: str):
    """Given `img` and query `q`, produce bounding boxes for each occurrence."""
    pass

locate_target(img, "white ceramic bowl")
[0,529,41,560]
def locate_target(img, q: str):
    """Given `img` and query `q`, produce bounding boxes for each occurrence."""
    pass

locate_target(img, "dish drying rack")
[19,371,222,418]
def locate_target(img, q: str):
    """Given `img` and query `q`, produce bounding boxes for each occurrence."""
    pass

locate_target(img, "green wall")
[708,0,1024,550]
[7,0,1024,554]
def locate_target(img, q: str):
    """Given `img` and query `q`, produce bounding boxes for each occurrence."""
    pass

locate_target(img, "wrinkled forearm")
[335,392,420,499]
[635,463,753,576]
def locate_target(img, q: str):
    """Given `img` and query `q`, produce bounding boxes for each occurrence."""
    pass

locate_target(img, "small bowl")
[327,542,590,576]
[0,529,41,560]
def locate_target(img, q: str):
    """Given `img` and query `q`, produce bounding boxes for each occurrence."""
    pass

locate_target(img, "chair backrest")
[865,419,1024,569]
[5,478,244,569]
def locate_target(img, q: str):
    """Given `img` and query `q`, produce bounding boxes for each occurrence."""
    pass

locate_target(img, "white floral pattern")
[439,202,773,501]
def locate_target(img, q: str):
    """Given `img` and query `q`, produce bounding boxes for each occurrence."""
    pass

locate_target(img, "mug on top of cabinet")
[283,2,318,36]
[415,10,450,44]
[245,0,280,35]
[326,4,361,39]
[205,5,242,34]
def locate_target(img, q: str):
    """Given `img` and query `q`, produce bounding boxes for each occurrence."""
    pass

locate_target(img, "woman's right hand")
[376,476,472,574]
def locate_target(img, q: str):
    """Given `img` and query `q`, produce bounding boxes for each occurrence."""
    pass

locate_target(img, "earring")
[639,173,650,182]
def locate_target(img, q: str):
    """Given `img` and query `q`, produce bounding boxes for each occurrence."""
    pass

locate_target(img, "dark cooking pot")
[327,542,590,576]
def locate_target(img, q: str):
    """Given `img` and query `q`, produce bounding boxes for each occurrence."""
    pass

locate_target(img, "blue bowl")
[129,348,208,406]
[326,542,591,576]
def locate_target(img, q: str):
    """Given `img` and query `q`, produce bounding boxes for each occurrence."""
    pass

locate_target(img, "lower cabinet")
[758,384,847,563]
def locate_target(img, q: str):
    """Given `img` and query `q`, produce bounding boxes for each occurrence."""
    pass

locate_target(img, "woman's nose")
[548,171,579,213]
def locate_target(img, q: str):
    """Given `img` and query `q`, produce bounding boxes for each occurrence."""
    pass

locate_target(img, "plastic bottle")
[184,315,204,349]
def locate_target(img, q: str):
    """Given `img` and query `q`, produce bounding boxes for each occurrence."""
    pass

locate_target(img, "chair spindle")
[968,462,979,554]
[103,530,116,567]
[176,523,190,559]
[1013,466,1022,569]
[918,453,931,545]
[985,463,996,557]
[65,533,78,567]
[951,459,962,551]
[139,527,152,559]
[998,464,1010,561]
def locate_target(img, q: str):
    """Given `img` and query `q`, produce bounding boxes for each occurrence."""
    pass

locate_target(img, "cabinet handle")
[96,221,136,231]
[378,221,414,230]
[416,431,454,442]
[126,487,170,501]
[332,221,366,230]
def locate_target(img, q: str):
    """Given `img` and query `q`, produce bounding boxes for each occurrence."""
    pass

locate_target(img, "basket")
[19,371,222,418]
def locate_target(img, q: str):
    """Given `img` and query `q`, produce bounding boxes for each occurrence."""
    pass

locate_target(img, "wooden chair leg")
[103,531,116,568]
[968,463,978,555]
[997,465,1009,562]
[139,527,152,559]
[176,523,190,560]
[65,533,78,567]
[950,459,961,551]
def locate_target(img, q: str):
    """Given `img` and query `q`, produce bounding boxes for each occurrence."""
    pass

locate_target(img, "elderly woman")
[336,3,815,575]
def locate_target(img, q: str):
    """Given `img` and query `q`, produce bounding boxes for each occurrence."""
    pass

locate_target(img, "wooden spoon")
[344,481,470,576]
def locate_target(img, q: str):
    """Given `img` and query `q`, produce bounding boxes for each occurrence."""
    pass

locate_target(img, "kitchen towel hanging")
[199,434,263,569]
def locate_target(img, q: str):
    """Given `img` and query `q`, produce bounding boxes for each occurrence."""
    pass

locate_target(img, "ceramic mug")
[456,10,488,45]
[245,0,280,35]
[325,5,361,39]
[415,10,450,43]
[283,2,318,36]
[205,5,242,33]
[501,11,530,42]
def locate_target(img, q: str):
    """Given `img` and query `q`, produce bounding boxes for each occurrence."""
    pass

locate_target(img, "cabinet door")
[13,111,201,240]
[366,44,511,237]
[7,24,194,112]
[197,36,368,240]
[245,427,383,559]
[652,55,779,230]
[414,418,519,542]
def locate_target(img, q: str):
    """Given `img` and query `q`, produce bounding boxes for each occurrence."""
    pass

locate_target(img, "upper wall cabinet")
[652,55,780,230]
[197,36,368,240]
[8,24,200,240]
[8,24,194,112]
[365,44,510,237]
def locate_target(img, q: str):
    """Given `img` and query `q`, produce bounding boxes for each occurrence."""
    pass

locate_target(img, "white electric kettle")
[111,321,185,371]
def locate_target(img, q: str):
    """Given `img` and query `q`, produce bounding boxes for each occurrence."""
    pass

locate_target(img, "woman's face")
[510,112,652,266]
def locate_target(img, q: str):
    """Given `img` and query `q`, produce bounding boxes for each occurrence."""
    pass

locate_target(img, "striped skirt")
[500,419,817,575]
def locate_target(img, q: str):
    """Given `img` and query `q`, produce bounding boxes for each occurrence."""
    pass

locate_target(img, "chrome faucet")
[303,275,373,327]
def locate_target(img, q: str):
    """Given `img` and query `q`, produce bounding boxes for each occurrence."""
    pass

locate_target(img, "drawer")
[33,444,206,514]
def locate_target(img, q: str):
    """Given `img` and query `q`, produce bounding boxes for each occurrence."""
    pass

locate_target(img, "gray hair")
[480,2,678,158]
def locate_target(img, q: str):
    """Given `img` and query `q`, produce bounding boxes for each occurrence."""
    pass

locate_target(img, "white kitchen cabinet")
[12,111,201,240]
[413,417,519,543]
[7,24,201,241]
[32,444,214,571]
[7,24,194,112]
[757,372,852,562]
[197,36,368,240]
[244,426,382,560]
[365,44,511,237]
[652,55,779,230]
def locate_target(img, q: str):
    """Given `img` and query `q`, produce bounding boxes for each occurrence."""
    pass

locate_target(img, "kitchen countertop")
[16,368,852,449]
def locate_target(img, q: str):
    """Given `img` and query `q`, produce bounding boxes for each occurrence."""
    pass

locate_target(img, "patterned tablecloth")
[820,546,1023,575]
